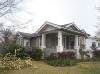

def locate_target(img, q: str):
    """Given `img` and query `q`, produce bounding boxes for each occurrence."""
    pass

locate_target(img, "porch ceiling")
[61,29,86,37]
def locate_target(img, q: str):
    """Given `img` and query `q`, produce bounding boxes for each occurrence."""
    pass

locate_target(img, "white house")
[86,37,100,50]
[17,21,90,59]
[85,37,100,58]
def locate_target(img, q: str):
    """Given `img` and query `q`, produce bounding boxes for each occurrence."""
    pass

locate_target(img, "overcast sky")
[5,0,100,36]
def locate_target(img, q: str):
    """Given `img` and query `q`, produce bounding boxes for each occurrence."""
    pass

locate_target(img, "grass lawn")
[0,61,100,74]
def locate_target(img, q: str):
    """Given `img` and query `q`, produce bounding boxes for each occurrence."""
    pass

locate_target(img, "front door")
[69,37,74,49]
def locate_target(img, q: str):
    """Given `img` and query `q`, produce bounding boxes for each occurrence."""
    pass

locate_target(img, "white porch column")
[82,36,86,59]
[41,34,46,59]
[56,31,63,52]
[74,35,80,59]
[83,36,86,45]
[41,34,46,48]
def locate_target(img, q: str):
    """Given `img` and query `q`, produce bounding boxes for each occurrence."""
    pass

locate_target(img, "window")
[21,39,23,46]
[70,41,74,49]
[80,38,83,45]
[92,42,96,47]
[78,37,83,46]
[26,42,29,46]
[69,37,74,49]
[98,43,100,47]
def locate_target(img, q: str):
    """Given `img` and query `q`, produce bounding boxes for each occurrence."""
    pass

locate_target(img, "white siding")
[86,38,100,50]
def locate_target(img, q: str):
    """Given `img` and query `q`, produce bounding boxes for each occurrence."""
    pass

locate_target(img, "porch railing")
[63,49,77,52]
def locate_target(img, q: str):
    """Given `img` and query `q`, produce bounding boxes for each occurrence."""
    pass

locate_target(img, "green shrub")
[46,58,77,67]
[0,49,33,70]
[68,60,77,66]
[7,44,25,54]
[32,47,43,61]
[47,60,59,66]
[6,44,25,59]
[93,50,100,58]
[79,44,90,59]
[90,57,100,61]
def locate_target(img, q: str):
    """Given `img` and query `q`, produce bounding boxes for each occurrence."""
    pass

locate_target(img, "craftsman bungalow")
[16,21,89,59]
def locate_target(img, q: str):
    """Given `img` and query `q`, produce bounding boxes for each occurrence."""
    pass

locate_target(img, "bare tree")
[0,0,34,42]
[0,0,34,29]
[94,1,100,40]
[0,21,33,45]
[0,0,34,52]
[0,23,15,45]
[0,0,29,17]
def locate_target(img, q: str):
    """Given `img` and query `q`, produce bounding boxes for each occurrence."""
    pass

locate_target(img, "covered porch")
[40,30,86,59]
[36,21,89,59]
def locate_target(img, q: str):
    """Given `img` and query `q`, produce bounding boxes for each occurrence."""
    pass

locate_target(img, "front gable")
[36,21,61,34]
[68,25,79,31]
[61,22,80,31]
[41,24,58,32]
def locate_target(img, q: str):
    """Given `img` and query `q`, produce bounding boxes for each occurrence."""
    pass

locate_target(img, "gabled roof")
[17,32,32,38]
[36,21,61,34]
[61,22,74,28]
[31,33,40,37]
[60,22,80,31]
[17,32,39,38]
[18,21,90,38]
[36,21,88,35]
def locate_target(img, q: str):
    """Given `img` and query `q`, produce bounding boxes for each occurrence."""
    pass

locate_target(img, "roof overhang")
[36,21,90,38]
[61,28,89,38]
[17,32,23,37]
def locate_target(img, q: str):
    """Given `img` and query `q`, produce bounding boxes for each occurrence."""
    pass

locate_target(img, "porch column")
[74,35,80,59]
[41,34,46,48]
[41,34,46,59]
[83,36,86,45]
[83,36,86,58]
[56,31,63,52]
